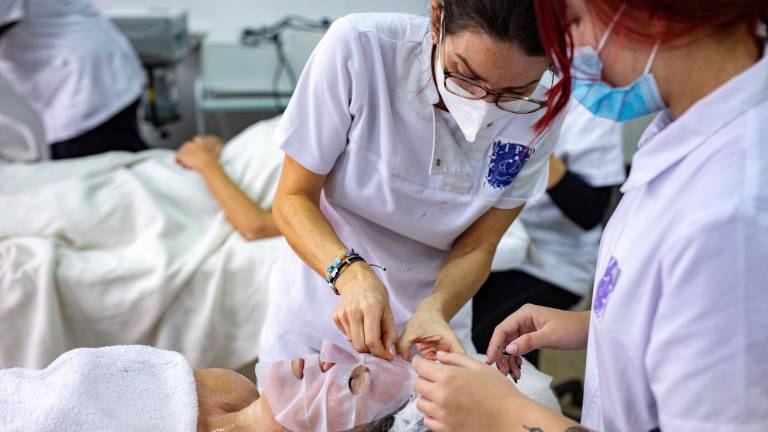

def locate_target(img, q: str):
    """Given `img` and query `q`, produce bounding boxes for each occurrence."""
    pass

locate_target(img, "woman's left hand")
[176,135,225,172]
[413,351,526,432]
[396,301,465,361]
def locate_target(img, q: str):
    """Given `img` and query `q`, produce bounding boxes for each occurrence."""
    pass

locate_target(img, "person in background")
[472,101,626,363]
[0,0,147,159]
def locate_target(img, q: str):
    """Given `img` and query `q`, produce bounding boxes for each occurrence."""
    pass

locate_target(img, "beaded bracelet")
[325,249,385,295]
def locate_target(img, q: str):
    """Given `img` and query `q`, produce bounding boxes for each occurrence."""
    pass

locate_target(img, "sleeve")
[274,17,364,175]
[493,112,564,209]
[547,170,613,230]
[646,210,768,432]
[0,0,23,27]
[556,100,626,187]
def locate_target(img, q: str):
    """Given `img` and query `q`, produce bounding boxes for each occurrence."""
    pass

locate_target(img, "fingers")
[363,308,392,361]
[380,309,398,358]
[332,313,350,341]
[507,330,545,357]
[445,333,466,356]
[412,355,447,383]
[422,416,447,432]
[487,305,540,364]
[414,375,438,397]
[395,333,414,361]
[434,351,482,370]
[487,321,518,365]
[416,397,445,424]
[348,310,369,353]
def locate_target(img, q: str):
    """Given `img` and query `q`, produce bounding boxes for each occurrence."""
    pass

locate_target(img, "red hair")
[533,0,768,133]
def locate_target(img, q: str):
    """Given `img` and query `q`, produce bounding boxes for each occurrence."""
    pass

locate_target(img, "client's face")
[259,341,414,432]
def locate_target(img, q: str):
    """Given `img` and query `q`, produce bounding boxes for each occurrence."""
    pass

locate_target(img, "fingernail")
[504,343,519,355]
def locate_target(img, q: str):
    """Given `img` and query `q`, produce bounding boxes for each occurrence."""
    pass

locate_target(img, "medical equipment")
[240,15,331,111]
[108,7,192,137]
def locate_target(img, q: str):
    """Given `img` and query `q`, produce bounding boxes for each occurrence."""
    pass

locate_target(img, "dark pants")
[50,99,147,160]
[472,270,581,366]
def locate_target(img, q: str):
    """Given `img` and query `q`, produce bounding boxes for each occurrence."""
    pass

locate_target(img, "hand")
[486,304,590,380]
[175,135,225,172]
[413,351,529,432]
[396,299,465,361]
[332,264,397,361]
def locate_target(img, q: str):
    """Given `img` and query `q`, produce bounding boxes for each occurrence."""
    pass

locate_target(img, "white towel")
[0,345,198,432]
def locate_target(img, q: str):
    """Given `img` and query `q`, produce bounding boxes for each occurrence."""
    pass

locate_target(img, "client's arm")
[176,136,280,240]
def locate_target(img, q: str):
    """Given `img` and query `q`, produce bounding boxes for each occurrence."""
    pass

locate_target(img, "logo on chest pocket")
[485,140,535,190]
[593,257,620,318]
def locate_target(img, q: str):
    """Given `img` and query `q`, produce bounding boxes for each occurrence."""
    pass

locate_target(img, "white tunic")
[514,102,625,296]
[582,45,768,431]
[258,13,563,361]
[0,0,145,144]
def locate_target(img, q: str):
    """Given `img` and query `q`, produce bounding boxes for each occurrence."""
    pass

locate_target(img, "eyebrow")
[455,53,541,93]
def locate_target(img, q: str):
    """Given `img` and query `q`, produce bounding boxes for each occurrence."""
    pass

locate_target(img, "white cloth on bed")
[0,345,197,432]
[0,117,285,369]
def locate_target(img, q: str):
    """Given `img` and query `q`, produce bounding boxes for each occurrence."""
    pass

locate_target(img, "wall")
[91,0,428,148]
[94,0,426,39]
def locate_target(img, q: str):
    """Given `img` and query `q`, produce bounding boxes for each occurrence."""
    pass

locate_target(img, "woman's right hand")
[486,305,590,380]
[332,263,398,361]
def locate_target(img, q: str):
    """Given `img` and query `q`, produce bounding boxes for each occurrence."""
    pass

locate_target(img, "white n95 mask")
[435,19,511,142]
[258,341,414,432]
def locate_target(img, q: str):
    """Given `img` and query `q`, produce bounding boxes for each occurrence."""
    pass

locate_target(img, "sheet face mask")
[259,341,414,432]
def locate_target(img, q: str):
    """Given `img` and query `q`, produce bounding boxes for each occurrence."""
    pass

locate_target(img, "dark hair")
[365,414,396,432]
[441,0,545,57]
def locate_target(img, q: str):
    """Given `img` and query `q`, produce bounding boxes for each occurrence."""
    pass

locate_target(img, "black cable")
[240,15,331,111]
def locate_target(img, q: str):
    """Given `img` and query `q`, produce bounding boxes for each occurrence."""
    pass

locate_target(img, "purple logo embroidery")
[485,140,535,190]
[593,257,620,318]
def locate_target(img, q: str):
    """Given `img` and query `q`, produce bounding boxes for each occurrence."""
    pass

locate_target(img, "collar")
[402,21,440,119]
[406,21,474,179]
[622,43,768,193]
[429,108,476,177]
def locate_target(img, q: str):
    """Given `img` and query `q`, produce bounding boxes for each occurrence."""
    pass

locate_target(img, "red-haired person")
[413,1,768,431]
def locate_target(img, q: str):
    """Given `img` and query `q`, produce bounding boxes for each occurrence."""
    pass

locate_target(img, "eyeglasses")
[439,28,553,114]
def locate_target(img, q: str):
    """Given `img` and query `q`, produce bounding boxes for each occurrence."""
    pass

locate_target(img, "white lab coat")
[0,0,145,144]
[258,13,564,361]
[582,44,768,431]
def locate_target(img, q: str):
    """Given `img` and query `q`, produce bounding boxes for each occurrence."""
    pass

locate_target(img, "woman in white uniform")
[259,0,565,363]
[412,0,768,431]
[0,0,146,159]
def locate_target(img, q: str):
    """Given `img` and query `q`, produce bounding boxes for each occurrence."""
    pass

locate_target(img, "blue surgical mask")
[571,6,667,122]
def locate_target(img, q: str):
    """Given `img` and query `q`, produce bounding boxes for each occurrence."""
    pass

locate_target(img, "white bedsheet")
[0,117,285,369]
